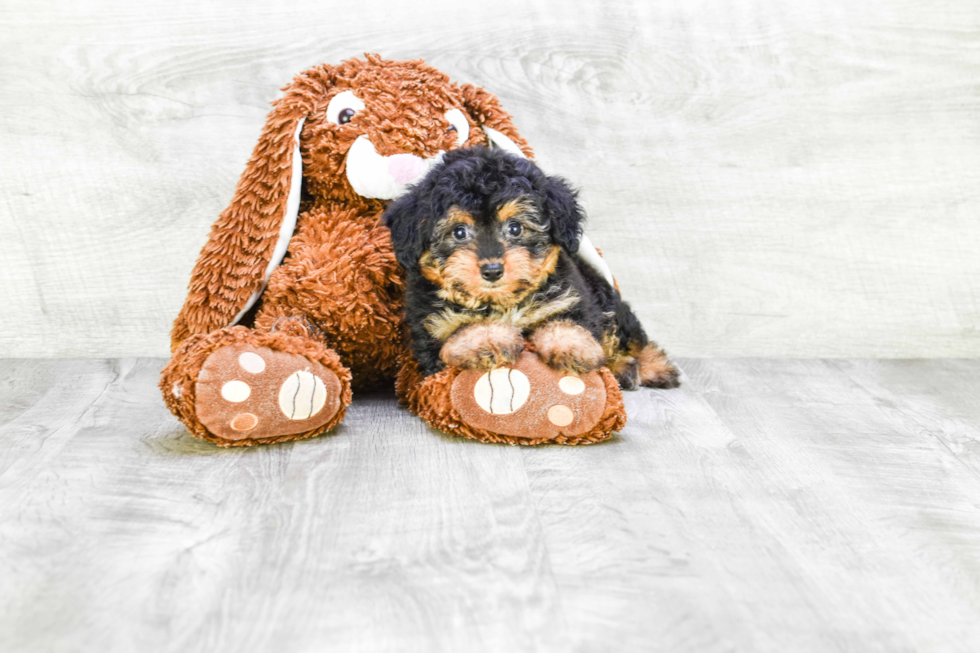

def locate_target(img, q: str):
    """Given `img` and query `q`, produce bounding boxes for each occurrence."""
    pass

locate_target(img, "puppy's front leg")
[440,322,525,370]
[530,320,605,375]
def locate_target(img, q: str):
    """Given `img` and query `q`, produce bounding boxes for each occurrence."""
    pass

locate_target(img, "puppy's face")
[419,198,560,309]
[384,148,586,310]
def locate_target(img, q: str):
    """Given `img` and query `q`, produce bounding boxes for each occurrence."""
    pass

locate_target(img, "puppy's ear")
[170,73,325,350]
[543,175,586,253]
[383,189,428,273]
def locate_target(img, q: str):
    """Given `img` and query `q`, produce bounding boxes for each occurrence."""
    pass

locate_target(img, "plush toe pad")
[450,351,607,440]
[196,345,342,441]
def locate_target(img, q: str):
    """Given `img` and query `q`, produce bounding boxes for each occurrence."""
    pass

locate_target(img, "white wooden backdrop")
[1,0,978,358]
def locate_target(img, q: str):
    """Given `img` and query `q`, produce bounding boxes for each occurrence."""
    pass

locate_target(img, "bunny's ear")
[170,96,309,350]
[458,84,534,160]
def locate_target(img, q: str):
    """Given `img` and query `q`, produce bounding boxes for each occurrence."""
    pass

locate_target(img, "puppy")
[384,147,679,390]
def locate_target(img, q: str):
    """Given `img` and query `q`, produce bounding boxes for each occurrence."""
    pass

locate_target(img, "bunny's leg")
[252,204,406,388]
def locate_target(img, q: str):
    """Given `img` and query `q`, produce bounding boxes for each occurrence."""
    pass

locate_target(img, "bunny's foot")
[397,351,625,445]
[161,327,352,446]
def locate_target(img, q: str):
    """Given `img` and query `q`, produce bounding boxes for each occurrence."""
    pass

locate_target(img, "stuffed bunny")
[160,54,638,446]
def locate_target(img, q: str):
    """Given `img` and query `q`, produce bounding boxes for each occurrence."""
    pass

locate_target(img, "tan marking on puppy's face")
[497,245,560,299]
[447,206,475,226]
[421,196,558,309]
[422,205,476,283]
[496,198,528,222]
[419,251,444,286]
[433,245,560,310]
[441,249,485,305]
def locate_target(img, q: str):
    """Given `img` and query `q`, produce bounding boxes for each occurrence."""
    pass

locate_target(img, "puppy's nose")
[480,261,504,282]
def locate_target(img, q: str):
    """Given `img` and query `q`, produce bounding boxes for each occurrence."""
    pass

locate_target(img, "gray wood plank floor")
[1,358,979,652]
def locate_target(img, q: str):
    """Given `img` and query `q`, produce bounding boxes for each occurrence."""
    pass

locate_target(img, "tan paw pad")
[278,371,328,420]
[547,404,574,427]
[230,413,258,432]
[220,380,251,402]
[473,368,530,414]
[238,351,266,373]
[558,376,585,395]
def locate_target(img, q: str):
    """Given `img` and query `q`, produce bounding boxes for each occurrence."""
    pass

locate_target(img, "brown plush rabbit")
[160,54,630,446]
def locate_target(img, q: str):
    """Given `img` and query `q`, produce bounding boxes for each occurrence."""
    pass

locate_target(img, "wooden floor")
[2,358,979,652]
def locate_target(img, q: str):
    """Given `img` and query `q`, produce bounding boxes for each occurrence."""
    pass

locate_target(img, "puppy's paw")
[530,320,605,375]
[637,343,681,388]
[440,322,524,370]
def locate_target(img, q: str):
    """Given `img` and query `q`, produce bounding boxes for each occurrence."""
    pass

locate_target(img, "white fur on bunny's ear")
[230,117,305,325]
[484,127,527,158]
[577,235,616,288]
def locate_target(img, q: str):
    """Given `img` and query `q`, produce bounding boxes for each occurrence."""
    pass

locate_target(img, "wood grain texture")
[2,357,980,652]
[1,0,979,358]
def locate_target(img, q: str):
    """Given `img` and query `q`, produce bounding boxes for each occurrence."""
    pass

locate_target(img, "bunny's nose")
[480,262,504,282]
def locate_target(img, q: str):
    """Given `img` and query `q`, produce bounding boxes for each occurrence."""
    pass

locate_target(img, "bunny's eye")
[327,90,366,126]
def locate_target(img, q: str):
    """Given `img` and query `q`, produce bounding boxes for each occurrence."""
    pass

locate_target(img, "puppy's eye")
[506,221,523,238]
[452,224,469,241]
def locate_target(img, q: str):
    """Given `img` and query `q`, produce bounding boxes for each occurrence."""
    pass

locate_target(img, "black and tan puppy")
[384,147,679,390]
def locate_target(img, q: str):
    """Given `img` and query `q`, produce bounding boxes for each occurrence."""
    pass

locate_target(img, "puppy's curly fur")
[384,147,679,389]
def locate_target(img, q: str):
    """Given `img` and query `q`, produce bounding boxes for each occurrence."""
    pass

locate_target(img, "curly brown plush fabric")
[161,54,631,447]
